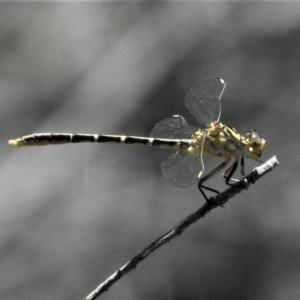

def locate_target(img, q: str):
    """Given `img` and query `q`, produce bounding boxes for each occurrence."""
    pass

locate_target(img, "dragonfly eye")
[245,131,266,160]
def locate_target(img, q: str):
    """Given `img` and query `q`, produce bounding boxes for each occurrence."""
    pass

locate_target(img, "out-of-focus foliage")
[1,3,300,300]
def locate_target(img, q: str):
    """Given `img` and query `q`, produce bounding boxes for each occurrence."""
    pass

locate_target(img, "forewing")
[151,115,197,139]
[185,78,226,127]
[161,150,203,188]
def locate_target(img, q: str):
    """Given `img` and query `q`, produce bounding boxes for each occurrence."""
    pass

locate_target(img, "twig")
[83,156,279,300]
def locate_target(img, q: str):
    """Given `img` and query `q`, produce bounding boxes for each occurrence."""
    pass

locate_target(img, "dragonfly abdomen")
[99,135,191,149]
[8,133,192,150]
[9,133,97,146]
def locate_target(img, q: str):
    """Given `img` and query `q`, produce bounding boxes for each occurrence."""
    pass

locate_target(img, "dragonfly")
[9,78,266,201]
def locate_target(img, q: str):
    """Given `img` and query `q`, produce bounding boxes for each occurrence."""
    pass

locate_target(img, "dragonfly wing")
[185,78,226,127]
[151,115,197,139]
[161,150,203,188]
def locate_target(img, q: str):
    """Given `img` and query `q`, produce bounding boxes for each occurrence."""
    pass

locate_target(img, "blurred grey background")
[1,2,299,300]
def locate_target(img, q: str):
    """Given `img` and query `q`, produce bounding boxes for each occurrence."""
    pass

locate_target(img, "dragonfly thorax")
[200,122,246,157]
[198,122,266,161]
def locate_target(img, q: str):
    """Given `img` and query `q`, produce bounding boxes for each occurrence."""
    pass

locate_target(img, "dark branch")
[83,156,279,300]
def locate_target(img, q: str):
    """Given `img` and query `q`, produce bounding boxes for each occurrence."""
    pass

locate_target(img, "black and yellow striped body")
[8,121,265,161]
[9,133,192,151]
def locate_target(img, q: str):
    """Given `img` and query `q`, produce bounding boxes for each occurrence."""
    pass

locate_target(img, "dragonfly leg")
[239,156,250,188]
[223,158,239,186]
[197,156,231,202]
[240,156,245,177]
[223,156,249,188]
[198,184,221,202]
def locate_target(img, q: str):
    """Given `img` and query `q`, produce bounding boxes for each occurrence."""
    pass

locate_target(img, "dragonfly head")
[244,131,266,160]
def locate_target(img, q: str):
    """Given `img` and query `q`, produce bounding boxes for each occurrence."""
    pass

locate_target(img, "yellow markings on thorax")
[197,122,247,157]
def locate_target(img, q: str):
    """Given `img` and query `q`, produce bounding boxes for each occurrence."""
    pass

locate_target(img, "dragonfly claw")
[241,177,250,189]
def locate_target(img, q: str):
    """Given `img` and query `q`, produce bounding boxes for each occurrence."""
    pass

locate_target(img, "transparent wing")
[161,150,203,188]
[185,78,226,127]
[151,115,197,139]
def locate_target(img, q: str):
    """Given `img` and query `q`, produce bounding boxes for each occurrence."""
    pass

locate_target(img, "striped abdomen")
[8,133,192,150]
